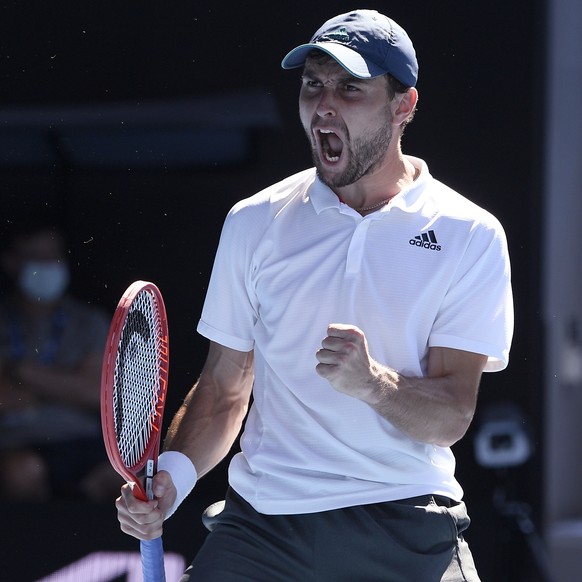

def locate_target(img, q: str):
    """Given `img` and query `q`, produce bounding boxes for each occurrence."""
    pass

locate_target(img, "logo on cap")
[319,27,350,44]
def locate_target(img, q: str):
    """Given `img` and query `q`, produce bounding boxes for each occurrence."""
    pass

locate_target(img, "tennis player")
[117,10,513,581]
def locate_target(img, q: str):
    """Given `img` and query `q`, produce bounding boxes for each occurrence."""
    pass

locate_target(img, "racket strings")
[113,290,163,468]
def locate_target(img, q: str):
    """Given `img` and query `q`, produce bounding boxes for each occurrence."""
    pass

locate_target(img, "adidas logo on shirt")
[409,230,442,251]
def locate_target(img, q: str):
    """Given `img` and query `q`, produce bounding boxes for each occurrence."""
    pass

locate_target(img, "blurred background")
[1,0,580,580]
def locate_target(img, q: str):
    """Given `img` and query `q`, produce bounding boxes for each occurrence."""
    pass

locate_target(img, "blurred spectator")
[0,219,122,501]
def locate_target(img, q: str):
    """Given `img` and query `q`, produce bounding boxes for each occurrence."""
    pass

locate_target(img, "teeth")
[317,129,340,162]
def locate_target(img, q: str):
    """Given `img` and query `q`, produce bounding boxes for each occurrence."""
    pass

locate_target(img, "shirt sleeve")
[429,216,514,372]
[197,205,259,352]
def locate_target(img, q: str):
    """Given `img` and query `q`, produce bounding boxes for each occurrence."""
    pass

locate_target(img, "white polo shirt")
[197,157,513,514]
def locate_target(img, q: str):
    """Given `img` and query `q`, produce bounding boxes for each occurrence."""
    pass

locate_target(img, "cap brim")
[281,42,384,79]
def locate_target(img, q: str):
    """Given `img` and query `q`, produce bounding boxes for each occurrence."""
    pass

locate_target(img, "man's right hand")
[115,470,177,540]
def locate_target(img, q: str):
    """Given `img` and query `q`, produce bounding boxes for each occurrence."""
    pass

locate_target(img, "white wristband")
[157,451,198,519]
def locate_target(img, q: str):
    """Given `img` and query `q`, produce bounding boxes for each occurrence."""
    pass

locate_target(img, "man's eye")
[344,84,359,92]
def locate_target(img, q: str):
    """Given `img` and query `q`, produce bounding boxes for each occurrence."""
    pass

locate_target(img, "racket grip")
[140,537,166,582]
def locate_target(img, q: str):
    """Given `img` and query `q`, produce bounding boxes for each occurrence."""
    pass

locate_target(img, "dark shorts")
[181,488,481,581]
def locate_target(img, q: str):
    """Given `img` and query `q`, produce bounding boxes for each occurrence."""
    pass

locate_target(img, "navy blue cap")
[281,10,418,87]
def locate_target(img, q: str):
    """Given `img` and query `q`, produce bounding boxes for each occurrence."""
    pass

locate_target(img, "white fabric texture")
[197,157,513,514]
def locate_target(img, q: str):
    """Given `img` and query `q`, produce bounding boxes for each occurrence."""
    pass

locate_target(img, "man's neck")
[334,153,418,213]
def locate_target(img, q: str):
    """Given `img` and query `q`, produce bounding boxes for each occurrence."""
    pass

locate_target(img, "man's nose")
[315,87,337,118]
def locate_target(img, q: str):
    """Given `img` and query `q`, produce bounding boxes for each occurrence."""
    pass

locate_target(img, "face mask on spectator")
[19,261,70,302]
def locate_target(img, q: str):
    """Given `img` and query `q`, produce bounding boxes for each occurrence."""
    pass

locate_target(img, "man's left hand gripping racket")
[101,281,169,582]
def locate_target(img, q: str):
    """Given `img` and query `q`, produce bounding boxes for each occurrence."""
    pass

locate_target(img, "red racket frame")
[101,280,169,501]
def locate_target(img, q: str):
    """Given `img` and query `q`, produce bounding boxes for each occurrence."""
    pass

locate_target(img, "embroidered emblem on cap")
[319,27,350,43]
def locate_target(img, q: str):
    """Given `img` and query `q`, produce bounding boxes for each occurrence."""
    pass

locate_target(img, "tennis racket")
[101,280,169,582]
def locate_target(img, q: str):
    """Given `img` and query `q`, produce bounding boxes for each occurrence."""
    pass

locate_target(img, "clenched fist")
[315,324,380,402]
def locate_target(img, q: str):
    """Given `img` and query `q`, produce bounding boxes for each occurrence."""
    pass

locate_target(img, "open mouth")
[317,129,343,163]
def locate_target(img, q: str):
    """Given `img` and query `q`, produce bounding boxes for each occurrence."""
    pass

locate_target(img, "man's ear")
[392,87,418,126]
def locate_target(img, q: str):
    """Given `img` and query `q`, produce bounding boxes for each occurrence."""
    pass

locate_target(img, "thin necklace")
[355,163,420,212]
[356,198,391,212]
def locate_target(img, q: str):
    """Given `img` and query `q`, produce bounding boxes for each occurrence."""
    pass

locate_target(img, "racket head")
[101,280,169,501]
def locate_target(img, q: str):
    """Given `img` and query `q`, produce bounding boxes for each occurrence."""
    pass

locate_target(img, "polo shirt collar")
[306,157,430,216]
[307,174,341,214]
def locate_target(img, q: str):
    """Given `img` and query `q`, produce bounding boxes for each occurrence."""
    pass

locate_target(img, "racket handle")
[140,537,166,582]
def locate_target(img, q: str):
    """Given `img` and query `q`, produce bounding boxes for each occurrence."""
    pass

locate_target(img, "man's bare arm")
[316,324,487,447]
[116,341,254,540]
[164,341,255,478]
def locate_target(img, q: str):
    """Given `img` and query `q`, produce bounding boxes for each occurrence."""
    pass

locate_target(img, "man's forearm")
[362,364,478,447]
[163,379,249,479]
[163,342,254,479]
